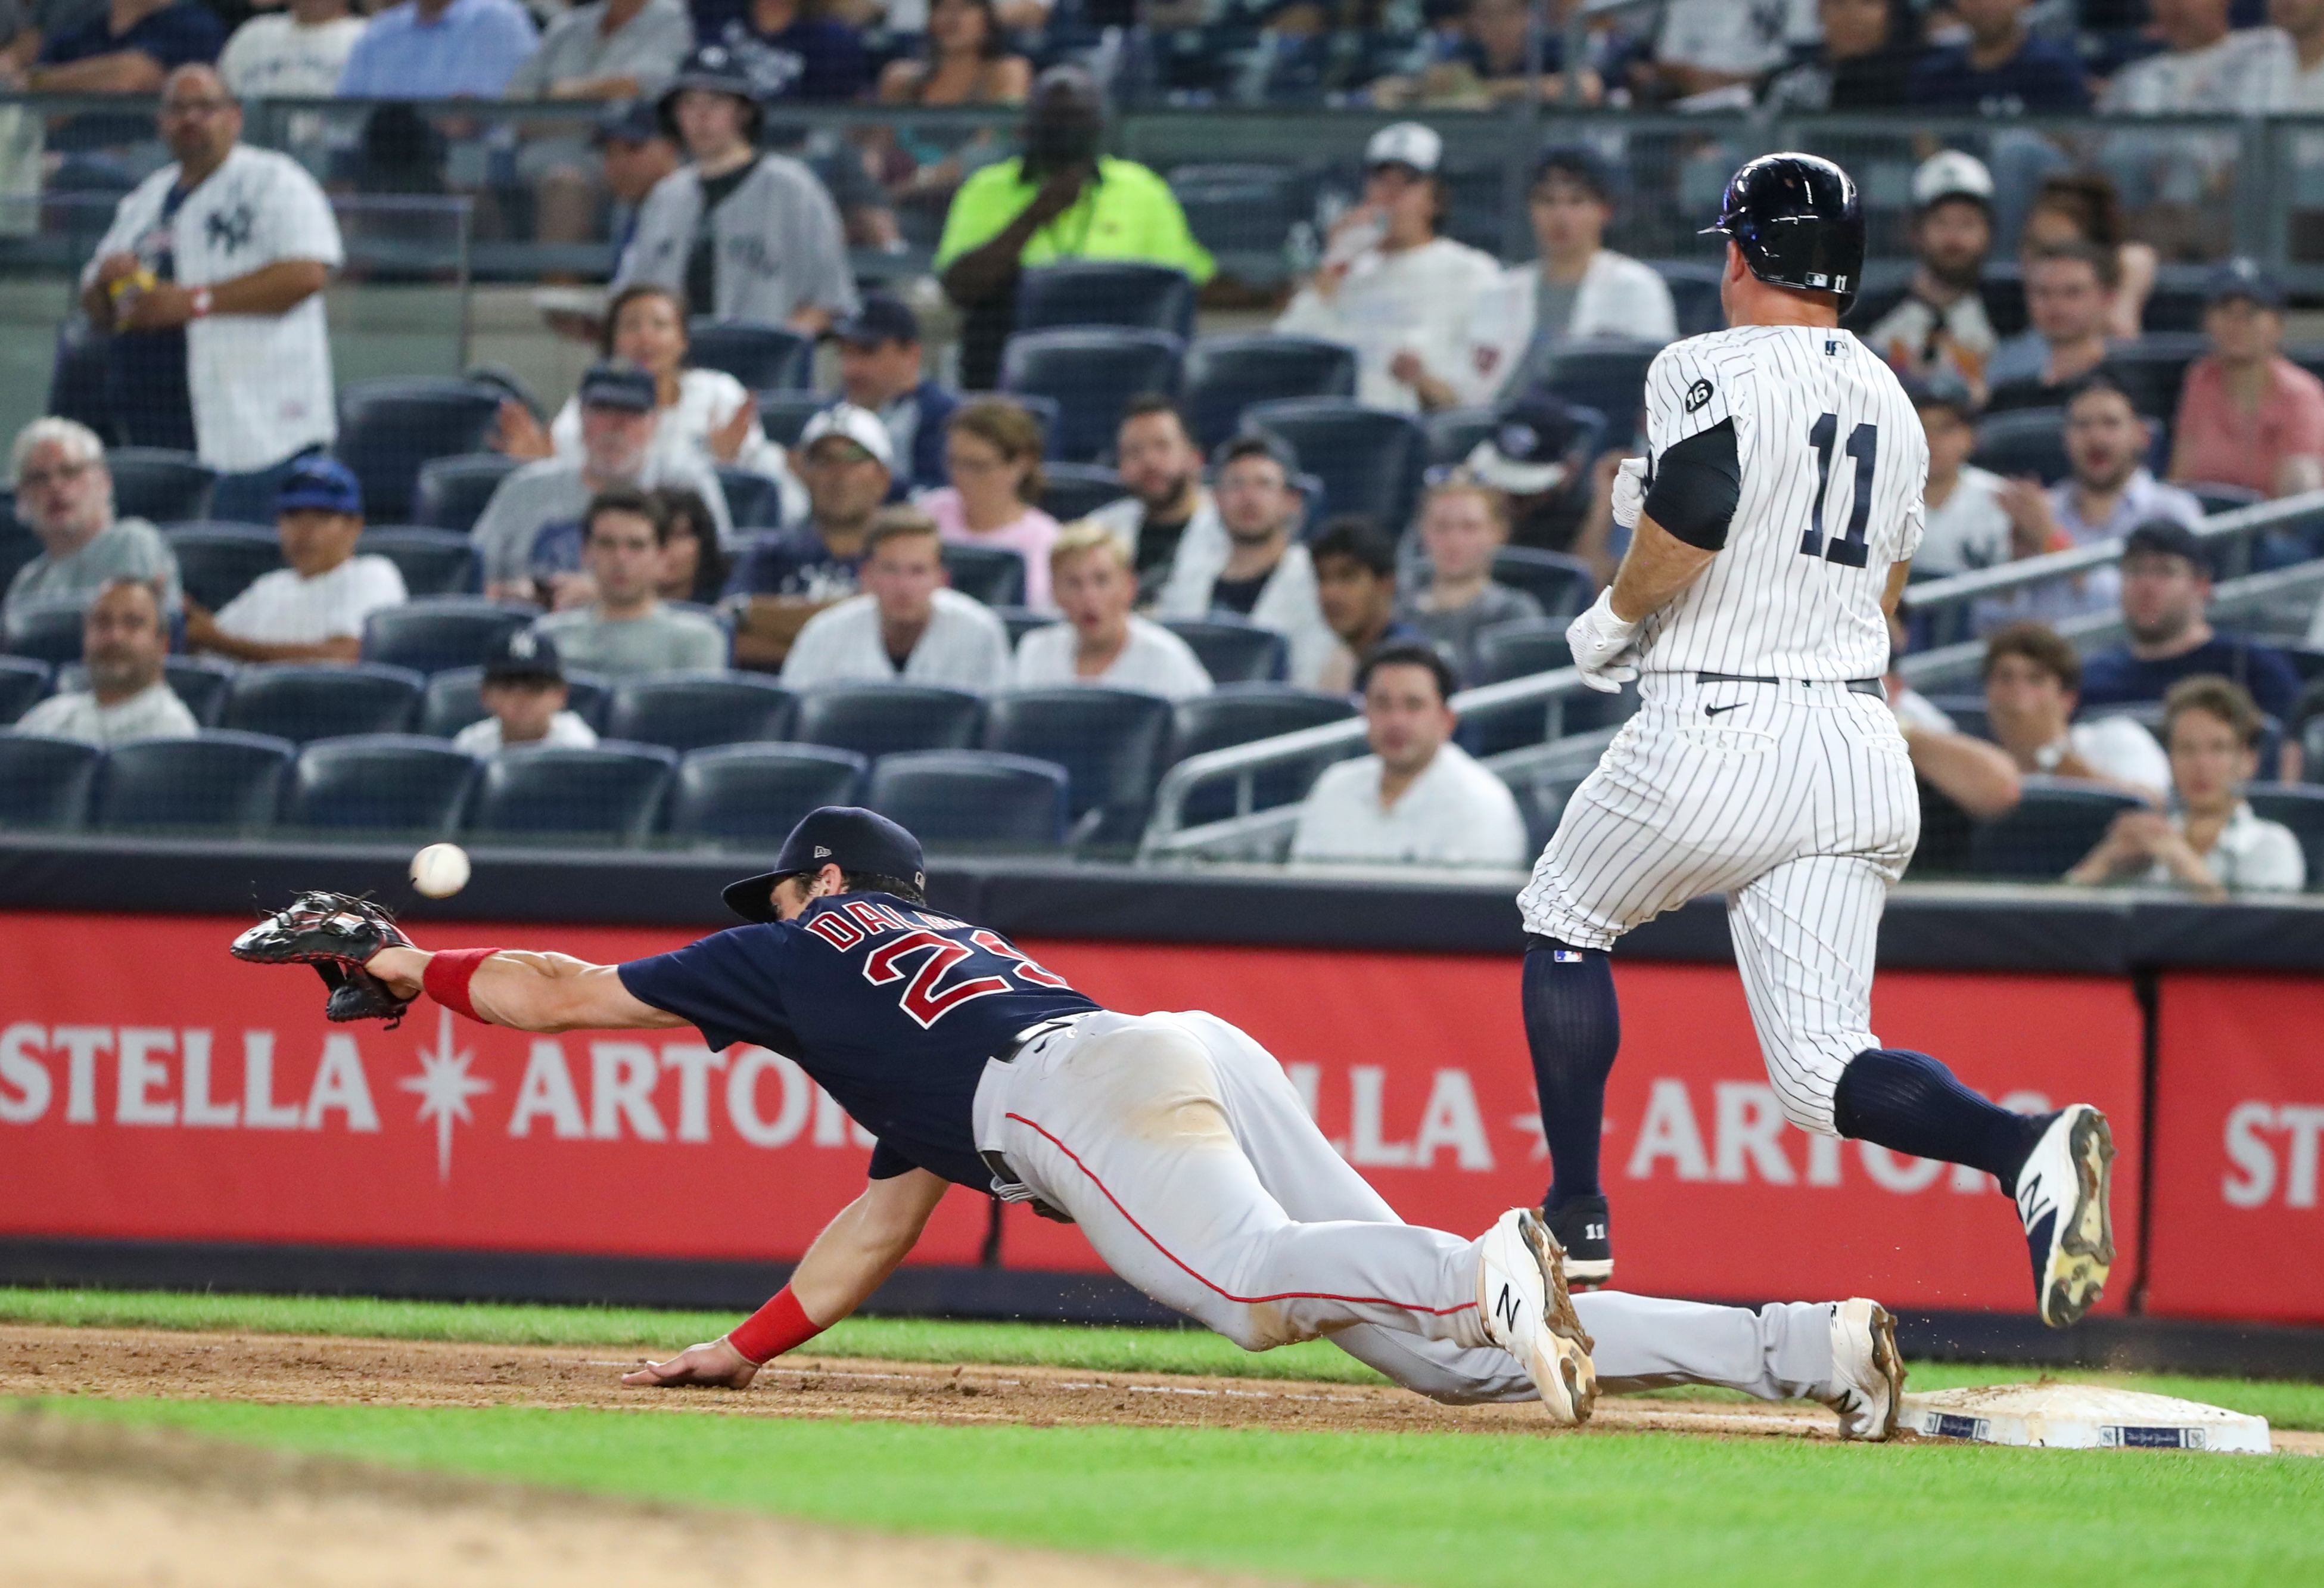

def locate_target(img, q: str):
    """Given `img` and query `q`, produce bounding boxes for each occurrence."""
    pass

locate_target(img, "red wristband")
[727,1286,823,1365]
[421,947,503,1024]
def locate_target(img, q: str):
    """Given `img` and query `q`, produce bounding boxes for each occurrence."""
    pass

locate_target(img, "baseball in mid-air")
[409,843,471,899]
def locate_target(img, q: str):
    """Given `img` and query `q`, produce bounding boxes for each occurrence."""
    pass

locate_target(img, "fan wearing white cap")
[1275,122,1499,415]
[1858,151,1998,397]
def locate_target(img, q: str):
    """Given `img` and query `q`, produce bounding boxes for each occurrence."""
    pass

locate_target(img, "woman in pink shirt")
[2170,260,2324,499]
[919,397,1062,609]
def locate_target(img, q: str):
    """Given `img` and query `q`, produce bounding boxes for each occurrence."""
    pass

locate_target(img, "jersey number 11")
[1800,413,1877,568]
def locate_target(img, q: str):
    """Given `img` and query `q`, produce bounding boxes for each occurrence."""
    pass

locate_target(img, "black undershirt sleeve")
[1642,418,1741,551]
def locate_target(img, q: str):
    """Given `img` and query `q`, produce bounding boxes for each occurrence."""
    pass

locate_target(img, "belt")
[1695,670,1883,697]
[980,1015,1088,1223]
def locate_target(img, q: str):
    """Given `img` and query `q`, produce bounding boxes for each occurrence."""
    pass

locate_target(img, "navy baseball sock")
[1520,937,1620,1211]
[1831,1048,2050,1194]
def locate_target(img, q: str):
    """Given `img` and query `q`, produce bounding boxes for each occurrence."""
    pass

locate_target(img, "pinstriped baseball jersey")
[1633,325,1927,681]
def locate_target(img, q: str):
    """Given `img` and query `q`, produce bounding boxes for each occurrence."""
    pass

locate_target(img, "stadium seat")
[866,749,1069,850]
[1968,777,2146,878]
[2142,269,2209,335]
[463,742,678,845]
[279,734,480,835]
[603,670,795,751]
[2246,785,2324,888]
[1424,407,1498,470]
[2184,482,2264,518]
[1181,334,1358,450]
[0,518,39,600]
[91,729,294,833]
[1159,616,1287,683]
[1533,339,1662,434]
[1492,548,1593,620]
[992,605,1050,648]
[163,523,283,610]
[1016,262,1197,340]
[413,453,522,534]
[0,733,98,829]
[1652,260,1725,337]
[2,603,85,664]
[1168,683,1358,825]
[419,666,612,738]
[687,321,813,390]
[2098,336,2208,424]
[755,391,829,448]
[360,526,480,596]
[1166,163,1305,279]
[1242,398,1427,533]
[715,465,788,531]
[0,655,49,724]
[1009,392,1063,454]
[1038,463,1125,524]
[105,448,217,523]
[161,656,239,726]
[219,662,426,744]
[984,686,1175,847]
[942,542,1028,608]
[1973,408,2070,485]
[665,742,869,846]
[1923,692,1995,741]
[335,377,506,522]
[791,682,986,760]
[1000,329,1186,464]
[362,598,540,673]
[1470,620,1634,751]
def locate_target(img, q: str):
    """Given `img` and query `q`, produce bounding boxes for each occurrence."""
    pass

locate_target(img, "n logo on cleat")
[1494,1283,1524,1334]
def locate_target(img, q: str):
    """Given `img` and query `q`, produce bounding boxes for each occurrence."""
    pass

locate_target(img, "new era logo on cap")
[814,845,831,858]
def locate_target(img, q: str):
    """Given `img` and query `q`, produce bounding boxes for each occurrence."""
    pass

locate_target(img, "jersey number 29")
[1799,414,1877,568]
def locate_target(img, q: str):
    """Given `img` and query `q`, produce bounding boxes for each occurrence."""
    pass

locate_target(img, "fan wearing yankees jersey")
[1519,154,2117,1332]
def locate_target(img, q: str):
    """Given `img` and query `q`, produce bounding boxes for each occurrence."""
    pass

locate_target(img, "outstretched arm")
[365,945,689,1033]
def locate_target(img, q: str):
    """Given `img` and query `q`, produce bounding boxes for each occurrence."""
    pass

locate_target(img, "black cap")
[1214,429,1300,476]
[721,806,928,923]
[1532,143,1614,203]
[1902,369,1979,420]
[1701,151,1865,310]
[2207,256,2285,312]
[482,625,564,683]
[2122,518,2211,574]
[592,99,663,148]
[1464,389,1591,495]
[658,42,765,142]
[829,292,920,347]
[578,360,657,413]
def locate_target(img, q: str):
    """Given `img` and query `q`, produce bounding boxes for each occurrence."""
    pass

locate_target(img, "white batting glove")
[1565,588,1640,694]
[1609,456,1650,532]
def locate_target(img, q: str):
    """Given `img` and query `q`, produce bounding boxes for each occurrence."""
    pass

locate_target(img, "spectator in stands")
[593,100,681,264]
[1088,396,1215,597]
[655,486,729,603]
[1983,243,2120,413]
[935,66,1212,392]
[334,0,537,97]
[1862,153,1999,396]
[504,0,692,248]
[1290,643,1528,867]
[474,361,732,604]
[498,284,804,526]
[696,0,872,105]
[2078,520,2303,732]
[1883,613,2023,821]
[780,507,1009,688]
[920,398,1060,612]
[1632,0,1813,105]
[2170,258,2324,500]
[1458,144,1676,409]
[29,0,219,93]
[2019,173,2156,343]
[1910,374,2011,577]
[1012,520,1212,700]
[533,487,729,678]
[726,403,889,669]
[1155,433,1335,689]
[1277,122,1498,414]
[185,457,407,664]
[614,44,860,334]
[872,0,1026,220]
[2067,674,2304,896]
[454,627,600,755]
[2,0,113,77]
[1371,0,1606,110]
[4,418,181,623]
[2096,0,2276,258]
[1762,0,1921,113]
[13,577,197,745]
[1400,478,1542,683]
[1981,620,2172,803]
[832,293,957,499]
[219,0,366,99]
[1904,0,2089,114]
[1312,515,1427,696]
[2268,0,2324,108]
[78,66,343,512]
[1461,389,1601,565]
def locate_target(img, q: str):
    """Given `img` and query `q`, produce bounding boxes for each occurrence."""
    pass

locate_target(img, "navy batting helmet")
[1701,152,1863,309]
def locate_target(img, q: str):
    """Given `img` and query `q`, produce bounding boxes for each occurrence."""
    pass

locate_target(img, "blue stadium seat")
[1038,464,1126,524]
[1168,683,1358,825]
[1166,163,1305,279]
[984,686,1175,847]
[1923,693,1995,741]
[688,321,813,391]
[1968,776,2146,878]
[942,542,1028,607]
[0,518,39,599]
[1242,399,1427,533]
[2184,481,2264,518]
[105,448,217,523]
[715,465,788,531]
[1973,408,2070,485]
[755,391,829,448]
[463,742,678,845]
[2248,785,2324,888]
[665,742,868,846]
[92,730,294,833]
[413,453,522,534]
[335,378,506,522]
[219,662,426,744]
[1159,616,1287,684]
[2098,335,2208,425]
[0,656,49,723]
[360,526,480,596]
[1651,260,1725,337]
[1016,262,1197,339]
[2,603,86,664]
[1000,329,1186,464]
[0,733,98,830]
[361,598,540,673]
[419,666,612,738]
[1533,339,1662,436]
[1423,406,1498,470]
[161,657,238,726]
[867,749,1069,850]
[163,523,283,610]
[1470,620,1634,752]
[993,605,1049,648]
[1492,548,1593,620]
[791,682,986,760]
[1183,335,1358,452]
[604,671,794,751]
[279,734,480,835]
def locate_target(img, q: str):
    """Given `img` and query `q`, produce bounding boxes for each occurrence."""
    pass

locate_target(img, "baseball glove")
[231,891,417,1027]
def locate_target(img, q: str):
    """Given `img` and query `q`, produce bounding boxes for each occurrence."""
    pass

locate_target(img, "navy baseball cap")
[2207,257,2285,312]
[829,293,921,347]
[578,360,657,412]
[275,455,363,517]
[481,624,564,683]
[1213,429,1300,476]
[1902,369,1980,421]
[723,806,928,922]
[1466,390,1589,495]
[2123,518,2212,575]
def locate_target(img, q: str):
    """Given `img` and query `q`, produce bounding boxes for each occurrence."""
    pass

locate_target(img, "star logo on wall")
[400,1009,491,1183]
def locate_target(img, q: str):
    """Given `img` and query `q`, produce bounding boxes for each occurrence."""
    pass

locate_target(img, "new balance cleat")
[2015,1104,2115,1328]
[1816,1297,1903,1441]
[1477,1207,1598,1425]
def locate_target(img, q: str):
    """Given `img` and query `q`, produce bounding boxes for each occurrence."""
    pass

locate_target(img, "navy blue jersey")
[617,894,1100,1188]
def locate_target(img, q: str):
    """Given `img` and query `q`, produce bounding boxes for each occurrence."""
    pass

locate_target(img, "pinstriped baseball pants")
[1519,674,1921,1136]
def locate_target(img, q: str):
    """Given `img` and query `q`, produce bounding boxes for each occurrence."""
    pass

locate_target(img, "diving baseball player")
[1519,154,2114,1328]
[234,807,1907,1438]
